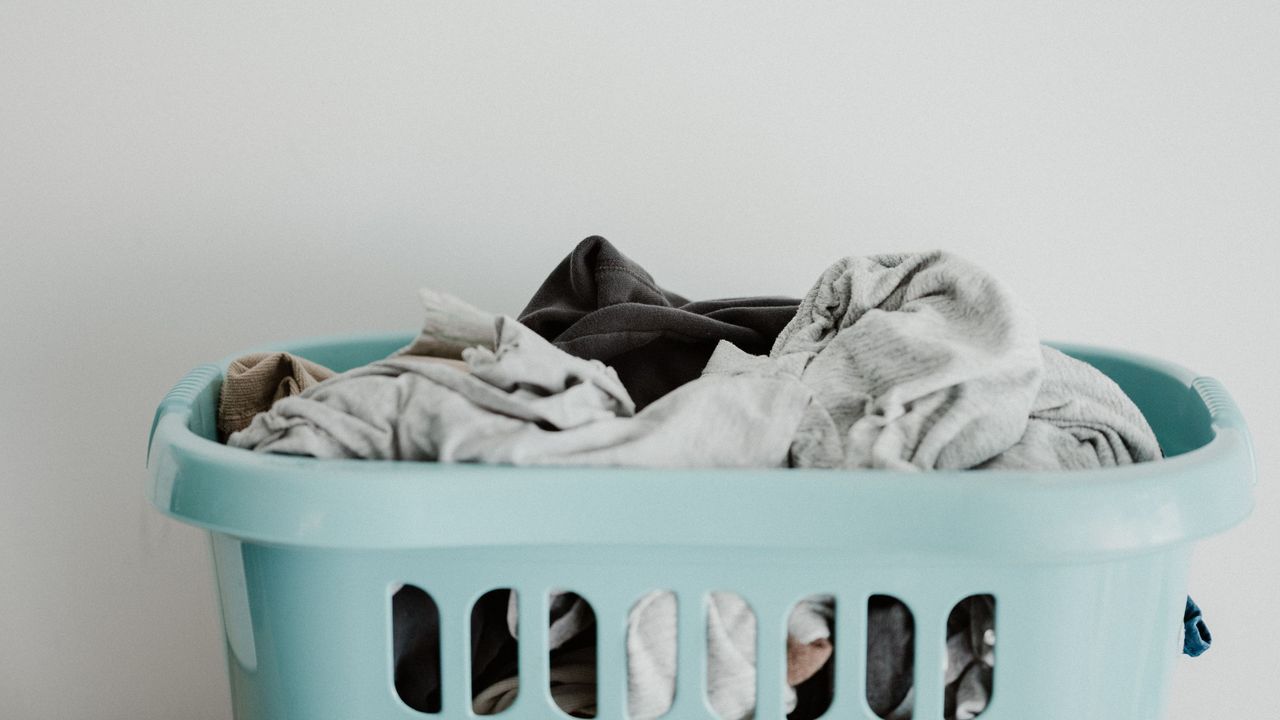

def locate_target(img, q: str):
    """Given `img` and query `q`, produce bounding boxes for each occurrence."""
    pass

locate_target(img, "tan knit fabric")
[787,635,834,687]
[217,352,336,439]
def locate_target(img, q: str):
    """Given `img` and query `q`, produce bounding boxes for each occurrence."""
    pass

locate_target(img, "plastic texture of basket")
[146,333,1256,720]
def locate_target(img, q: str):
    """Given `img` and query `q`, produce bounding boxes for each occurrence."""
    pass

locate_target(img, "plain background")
[1,2,1276,718]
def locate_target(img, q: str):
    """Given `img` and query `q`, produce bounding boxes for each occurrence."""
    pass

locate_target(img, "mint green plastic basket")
[146,334,1255,720]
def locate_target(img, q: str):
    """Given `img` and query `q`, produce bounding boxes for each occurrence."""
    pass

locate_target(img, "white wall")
[1,2,1276,718]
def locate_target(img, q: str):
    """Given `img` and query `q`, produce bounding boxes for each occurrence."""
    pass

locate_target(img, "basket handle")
[1190,375,1246,434]
[147,363,222,464]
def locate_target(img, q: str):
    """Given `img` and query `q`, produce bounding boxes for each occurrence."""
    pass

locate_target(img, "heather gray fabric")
[770,251,1044,470]
[228,317,812,469]
[396,287,498,359]
[978,345,1162,469]
[701,340,843,470]
[765,254,1160,472]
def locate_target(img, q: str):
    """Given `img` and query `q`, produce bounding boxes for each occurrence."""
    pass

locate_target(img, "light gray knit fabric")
[760,252,1161,473]
[770,251,1044,470]
[395,287,499,359]
[979,345,1161,469]
[229,316,812,469]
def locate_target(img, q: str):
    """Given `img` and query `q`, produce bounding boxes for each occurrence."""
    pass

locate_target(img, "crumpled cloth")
[229,316,812,470]
[713,250,1163,472]
[396,287,499,359]
[769,251,1045,470]
[216,287,485,443]
[978,345,1162,469]
[519,236,800,410]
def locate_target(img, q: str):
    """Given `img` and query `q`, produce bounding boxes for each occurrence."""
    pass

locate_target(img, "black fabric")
[518,236,800,409]
[392,587,517,714]
[392,586,441,713]
[866,595,915,718]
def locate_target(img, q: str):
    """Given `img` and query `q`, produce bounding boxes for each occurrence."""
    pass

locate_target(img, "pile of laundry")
[217,237,1189,720]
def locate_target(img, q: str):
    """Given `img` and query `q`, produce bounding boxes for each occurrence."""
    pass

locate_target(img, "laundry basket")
[146,334,1255,720]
